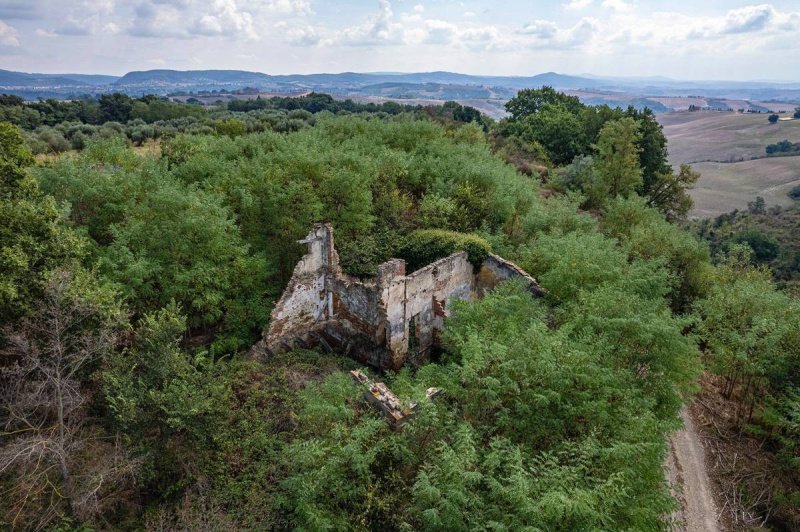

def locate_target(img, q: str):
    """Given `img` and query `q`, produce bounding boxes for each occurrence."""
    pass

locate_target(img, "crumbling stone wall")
[403,251,474,361]
[252,224,544,370]
[260,224,335,350]
[477,255,548,298]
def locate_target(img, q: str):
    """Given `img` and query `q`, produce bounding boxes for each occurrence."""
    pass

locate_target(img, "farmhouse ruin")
[252,224,545,371]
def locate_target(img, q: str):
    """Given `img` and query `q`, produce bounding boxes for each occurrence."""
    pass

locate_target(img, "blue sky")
[1,1,799,80]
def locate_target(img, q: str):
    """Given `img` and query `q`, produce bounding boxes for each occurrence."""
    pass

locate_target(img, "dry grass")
[688,157,800,218]
[132,139,161,157]
[692,373,800,531]
[658,111,800,217]
[660,111,800,165]
[33,139,161,164]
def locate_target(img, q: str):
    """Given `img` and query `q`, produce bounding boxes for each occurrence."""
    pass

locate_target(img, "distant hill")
[2,68,799,113]
[5,67,800,94]
[55,74,120,85]
[115,69,271,86]
[0,69,118,87]
[111,69,610,91]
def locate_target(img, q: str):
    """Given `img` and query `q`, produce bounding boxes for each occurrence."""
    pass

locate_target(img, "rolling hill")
[112,70,603,89]
[660,111,800,165]
[660,111,800,217]
[3,68,800,114]
[0,69,119,87]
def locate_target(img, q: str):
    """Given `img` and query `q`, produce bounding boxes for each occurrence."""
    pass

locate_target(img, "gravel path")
[666,406,723,531]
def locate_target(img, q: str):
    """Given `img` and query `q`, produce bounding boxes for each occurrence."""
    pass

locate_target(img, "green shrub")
[397,229,491,271]
[729,228,780,263]
[215,118,247,138]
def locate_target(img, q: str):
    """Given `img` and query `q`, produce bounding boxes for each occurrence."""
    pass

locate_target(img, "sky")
[0,0,799,80]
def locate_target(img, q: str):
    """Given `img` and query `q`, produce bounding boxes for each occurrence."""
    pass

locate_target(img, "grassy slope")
[659,111,800,217]
[659,111,800,165]
[689,157,800,218]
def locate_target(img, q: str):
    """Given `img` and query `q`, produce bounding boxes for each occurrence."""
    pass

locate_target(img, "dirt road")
[666,406,722,531]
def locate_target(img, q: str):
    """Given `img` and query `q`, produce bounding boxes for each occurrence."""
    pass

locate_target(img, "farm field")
[659,110,800,164]
[659,111,800,217]
[688,157,800,218]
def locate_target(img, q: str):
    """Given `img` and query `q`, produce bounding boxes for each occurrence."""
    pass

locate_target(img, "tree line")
[0,92,485,156]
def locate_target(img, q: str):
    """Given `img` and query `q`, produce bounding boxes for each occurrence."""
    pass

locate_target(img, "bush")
[36,127,71,153]
[215,118,247,138]
[765,140,800,156]
[70,131,88,150]
[730,228,780,263]
[397,229,491,271]
[789,184,800,201]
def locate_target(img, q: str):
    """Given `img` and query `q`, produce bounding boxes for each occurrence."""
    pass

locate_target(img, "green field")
[659,111,800,164]
[658,111,800,217]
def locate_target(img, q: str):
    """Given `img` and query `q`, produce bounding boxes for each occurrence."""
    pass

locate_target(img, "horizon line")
[5,67,800,86]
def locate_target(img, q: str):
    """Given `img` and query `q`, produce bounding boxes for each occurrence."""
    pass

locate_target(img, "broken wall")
[261,224,335,353]
[256,224,544,371]
[402,251,474,360]
[477,255,549,298]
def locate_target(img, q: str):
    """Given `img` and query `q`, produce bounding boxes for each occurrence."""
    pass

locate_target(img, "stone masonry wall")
[254,224,544,370]
[403,252,475,360]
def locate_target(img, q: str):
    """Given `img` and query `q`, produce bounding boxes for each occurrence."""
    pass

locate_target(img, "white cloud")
[331,1,516,51]
[263,0,313,16]
[519,20,559,39]
[47,0,119,36]
[460,25,512,52]
[422,19,457,45]
[190,0,257,39]
[721,4,774,34]
[5,0,800,81]
[336,0,404,45]
[126,0,311,40]
[682,3,797,40]
[775,11,800,31]
[560,17,600,45]
[518,17,599,50]
[0,19,20,46]
[35,28,56,38]
[129,1,189,38]
[601,0,633,12]
[277,21,320,45]
[565,0,593,10]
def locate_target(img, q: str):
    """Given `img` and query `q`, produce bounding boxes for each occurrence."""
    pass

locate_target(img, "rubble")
[350,370,418,429]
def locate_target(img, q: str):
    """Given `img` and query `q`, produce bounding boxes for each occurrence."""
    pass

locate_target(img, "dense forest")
[1,89,798,530]
[0,93,482,155]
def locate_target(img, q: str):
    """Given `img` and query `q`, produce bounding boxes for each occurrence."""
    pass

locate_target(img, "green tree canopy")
[517,103,587,165]
[590,117,643,204]
[99,93,134,123]
[646,163,701,220]
[0,122,83,326]
[505,86,584,120]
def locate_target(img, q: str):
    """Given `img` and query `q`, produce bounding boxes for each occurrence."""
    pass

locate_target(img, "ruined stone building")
[252,224,545,371]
